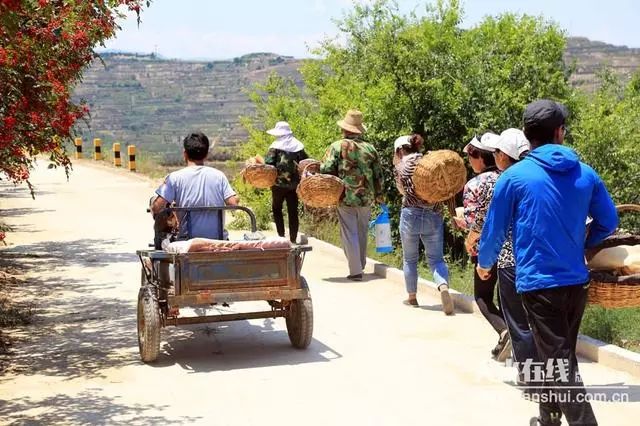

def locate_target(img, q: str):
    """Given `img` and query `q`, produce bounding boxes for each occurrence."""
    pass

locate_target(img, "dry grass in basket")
[412,150,467,204]
[588,205,640,309]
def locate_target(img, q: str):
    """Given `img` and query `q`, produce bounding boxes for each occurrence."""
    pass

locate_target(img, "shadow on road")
[0,279,139,379]
[0,207,55,218]
[323,274,384,283]
[0,391,201,424]
[1,238,138,268]
[152,318,342,373]
[0,238,141,378]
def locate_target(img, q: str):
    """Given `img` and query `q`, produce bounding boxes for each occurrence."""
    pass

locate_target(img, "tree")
[571,70,640,230]
[0,0,149,186]
[239,0,575,246]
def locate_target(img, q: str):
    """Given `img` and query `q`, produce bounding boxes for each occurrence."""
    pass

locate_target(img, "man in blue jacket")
[477,100,617,426]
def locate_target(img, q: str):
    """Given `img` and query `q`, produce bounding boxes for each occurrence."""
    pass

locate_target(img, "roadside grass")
[0,256,34,357]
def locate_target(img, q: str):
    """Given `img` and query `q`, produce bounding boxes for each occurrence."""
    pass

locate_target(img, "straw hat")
[266,121,293,137]
[337,109,366,135]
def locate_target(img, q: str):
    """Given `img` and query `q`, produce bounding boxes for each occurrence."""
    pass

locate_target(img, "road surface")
[0,161,638,425]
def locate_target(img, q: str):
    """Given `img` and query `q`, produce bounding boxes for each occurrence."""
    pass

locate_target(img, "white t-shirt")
[156,166,236,239]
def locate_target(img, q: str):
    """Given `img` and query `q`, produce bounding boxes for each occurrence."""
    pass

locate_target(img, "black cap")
[523,99,569,132]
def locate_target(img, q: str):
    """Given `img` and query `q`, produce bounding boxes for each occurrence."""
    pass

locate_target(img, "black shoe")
[491,330,509,359]
[530,415,562,426]
[347,274,363,281]
[491,342,502,358]
[497,334,512,362]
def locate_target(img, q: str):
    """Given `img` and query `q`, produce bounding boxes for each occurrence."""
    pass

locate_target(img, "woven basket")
[588,204,640,308]
[242,164,277,189]
[297,164,344,208]
[297,159,321,176]
[412,150,467,203]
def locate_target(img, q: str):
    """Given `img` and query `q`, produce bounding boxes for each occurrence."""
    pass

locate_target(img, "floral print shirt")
[497,228,516,269]
[463,167,500,251]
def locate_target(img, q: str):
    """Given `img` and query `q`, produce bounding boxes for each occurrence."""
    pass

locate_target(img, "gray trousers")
[337,206,372,276]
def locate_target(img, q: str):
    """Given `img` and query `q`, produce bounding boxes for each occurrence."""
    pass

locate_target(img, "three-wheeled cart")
[136,206,312,362]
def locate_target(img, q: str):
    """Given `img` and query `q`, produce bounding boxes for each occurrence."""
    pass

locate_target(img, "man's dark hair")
[522,99,568,148]
[400,134,424,155]
[479,149,496,169]
[183,132,209,161]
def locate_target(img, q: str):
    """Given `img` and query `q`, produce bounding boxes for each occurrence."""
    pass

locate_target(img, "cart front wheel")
[137,286,161,362]
[286,278,313,349]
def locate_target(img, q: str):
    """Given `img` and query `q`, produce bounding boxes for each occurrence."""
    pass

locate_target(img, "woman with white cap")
[483,128,535,379]
[455,132,509,360]
[264,121,308,244]
[393,134,453,314]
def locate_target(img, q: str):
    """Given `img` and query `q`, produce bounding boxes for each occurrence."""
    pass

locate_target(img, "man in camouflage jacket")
[320,109,384,280]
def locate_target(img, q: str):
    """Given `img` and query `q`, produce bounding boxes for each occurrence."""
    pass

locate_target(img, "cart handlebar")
[147,205,258,235]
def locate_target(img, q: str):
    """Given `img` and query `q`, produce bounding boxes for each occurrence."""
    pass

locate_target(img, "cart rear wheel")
[286,278,313,349]
[137,285,161,363]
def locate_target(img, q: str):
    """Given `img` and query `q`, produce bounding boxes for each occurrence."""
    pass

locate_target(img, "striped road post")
[74,137,83,159]
[93,138,102,161]
[113,143,122,167]
[128,145,136,172]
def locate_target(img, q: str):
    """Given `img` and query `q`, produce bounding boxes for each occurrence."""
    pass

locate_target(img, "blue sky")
[102,0,640,60]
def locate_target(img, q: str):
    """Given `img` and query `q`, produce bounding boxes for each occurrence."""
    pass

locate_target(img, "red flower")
[29,111,44,127]
[3,116,17,130]
[0,0,147,183]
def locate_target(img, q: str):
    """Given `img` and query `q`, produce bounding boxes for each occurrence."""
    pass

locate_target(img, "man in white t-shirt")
[151,132,239,239]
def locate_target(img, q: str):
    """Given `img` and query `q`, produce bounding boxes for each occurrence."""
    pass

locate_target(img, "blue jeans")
[400,207,449,293]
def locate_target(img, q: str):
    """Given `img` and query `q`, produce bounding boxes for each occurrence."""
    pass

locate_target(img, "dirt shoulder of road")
[0,253,34,369]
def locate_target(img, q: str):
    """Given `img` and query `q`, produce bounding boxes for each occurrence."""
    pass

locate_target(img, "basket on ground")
[412,150,467,204]
[297,165,344,208]
[588,204,640,308]
[242,164,277,189]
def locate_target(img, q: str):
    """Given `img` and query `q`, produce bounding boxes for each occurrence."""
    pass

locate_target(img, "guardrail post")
[128,145,136,172]
[113,142,122,167]
[74,137,83,159]
[93,138,102,161]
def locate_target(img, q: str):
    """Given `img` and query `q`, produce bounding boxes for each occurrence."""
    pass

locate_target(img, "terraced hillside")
[566,37,640,91]
[73,37,639,163]
[73,52,301,163]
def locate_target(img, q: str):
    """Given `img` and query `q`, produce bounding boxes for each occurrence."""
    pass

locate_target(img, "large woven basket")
[242,164,277,189]
[412,150,467,203]
[297,164,344,208]
[297,159,321,176]
[588,204,640,308]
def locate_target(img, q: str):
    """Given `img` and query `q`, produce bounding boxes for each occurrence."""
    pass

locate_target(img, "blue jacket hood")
[526,144,579,173]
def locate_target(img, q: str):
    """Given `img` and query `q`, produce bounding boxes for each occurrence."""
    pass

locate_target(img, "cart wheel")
[137,286,161,363]
[286,278,313,349]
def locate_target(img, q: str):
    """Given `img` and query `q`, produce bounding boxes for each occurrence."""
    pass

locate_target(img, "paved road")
[0,161,638,425]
